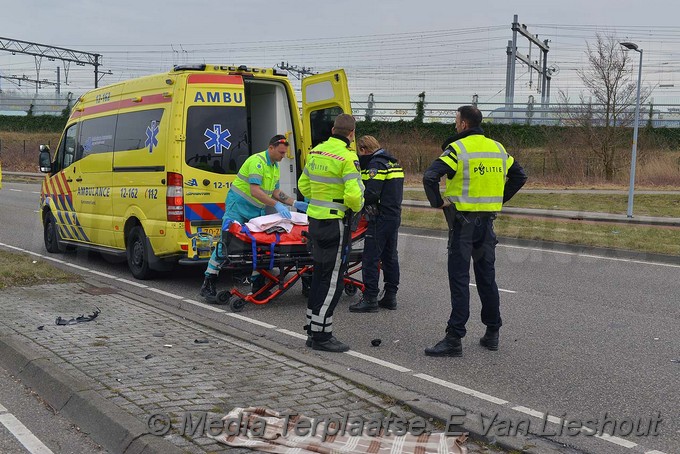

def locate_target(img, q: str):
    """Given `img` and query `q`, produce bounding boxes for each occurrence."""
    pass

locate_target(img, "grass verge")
[402,207,680,256]
[0,250,81,289]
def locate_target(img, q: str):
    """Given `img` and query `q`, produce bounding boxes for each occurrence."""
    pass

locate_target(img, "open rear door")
[301,69,352,164]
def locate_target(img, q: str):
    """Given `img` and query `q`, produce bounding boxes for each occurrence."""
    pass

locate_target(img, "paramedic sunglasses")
[272,138,289,146]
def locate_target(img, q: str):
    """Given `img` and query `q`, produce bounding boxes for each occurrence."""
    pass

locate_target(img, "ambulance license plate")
[199,227,221,239]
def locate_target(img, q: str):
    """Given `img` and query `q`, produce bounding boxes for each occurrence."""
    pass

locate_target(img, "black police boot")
[310,336,350,353]
[250,274,267,295]
[349,295,379,313]
[479,329,499,351]
[200,275,217,302]
[425,331,462,357]
[378,291,397,310]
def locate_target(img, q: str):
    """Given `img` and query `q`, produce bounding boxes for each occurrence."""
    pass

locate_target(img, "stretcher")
[214,215,367,312]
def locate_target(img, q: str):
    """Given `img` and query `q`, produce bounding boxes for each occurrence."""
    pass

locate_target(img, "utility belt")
[442,200,496,230]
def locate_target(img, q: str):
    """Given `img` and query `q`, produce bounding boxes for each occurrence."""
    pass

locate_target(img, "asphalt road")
[0,365,107,454]
[1,181,678,454]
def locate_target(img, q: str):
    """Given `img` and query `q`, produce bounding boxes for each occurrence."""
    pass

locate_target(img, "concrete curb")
[0,333,183,454]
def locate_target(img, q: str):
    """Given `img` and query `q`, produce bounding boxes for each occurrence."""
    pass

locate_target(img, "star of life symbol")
[204,124,232,154]
[145,121,159,153]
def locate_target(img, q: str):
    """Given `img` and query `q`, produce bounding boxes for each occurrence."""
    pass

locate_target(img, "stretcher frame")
[214,218,366,312]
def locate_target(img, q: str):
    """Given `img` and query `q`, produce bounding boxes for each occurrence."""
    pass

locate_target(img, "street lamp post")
[620,42,643,218]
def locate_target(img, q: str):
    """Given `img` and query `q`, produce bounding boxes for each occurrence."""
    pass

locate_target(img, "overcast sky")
[2,0,680,112]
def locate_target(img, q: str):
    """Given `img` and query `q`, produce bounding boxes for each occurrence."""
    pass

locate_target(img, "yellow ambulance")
[38,64,351,279]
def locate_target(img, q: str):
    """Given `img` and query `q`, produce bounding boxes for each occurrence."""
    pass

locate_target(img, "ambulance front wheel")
[127,226,153,280]
[44,212,66,253]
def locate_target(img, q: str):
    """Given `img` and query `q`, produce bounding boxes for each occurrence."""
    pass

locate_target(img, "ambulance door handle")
[76,177,83,182]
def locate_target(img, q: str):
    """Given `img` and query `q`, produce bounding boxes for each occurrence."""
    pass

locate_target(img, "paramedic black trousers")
[362,217,400,300]
[446,211,502,338]
[306,216,352,341]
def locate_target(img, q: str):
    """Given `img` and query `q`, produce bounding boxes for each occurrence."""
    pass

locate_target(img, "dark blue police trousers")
[446,216,502,338]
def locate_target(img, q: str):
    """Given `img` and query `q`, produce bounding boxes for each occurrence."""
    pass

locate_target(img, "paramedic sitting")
[200,134,308,302]
[298,113,364,352]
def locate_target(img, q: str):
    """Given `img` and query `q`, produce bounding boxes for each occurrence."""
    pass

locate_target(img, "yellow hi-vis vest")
[229,150,279,208]
[298,137,365,219]
[440,135,513,212]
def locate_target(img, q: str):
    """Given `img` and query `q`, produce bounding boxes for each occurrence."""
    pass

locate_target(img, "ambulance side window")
[78,115,116,160]
[56,124,79,171]
[309,106,343,148]
[114,109,164,151]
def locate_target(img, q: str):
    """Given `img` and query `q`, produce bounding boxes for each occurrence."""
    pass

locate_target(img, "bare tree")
[557,34,651,181]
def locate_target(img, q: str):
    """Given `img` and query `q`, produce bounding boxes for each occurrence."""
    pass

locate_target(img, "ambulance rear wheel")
[127,226,153,280]
[230,297,247,313]
[44,212,66,253]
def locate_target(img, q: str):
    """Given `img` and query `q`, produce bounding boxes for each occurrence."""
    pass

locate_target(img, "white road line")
[276,328,307,340]
[512,406,563,424]
[645,450,668,454]
[8,188,22,192]
[147,287,184,299]
[0,403,6,412]
[62,263,89,271]
[226,313,277,328]
[469,283,516,294]
[345,351,411,372]
[183,299,226,313]
[88,270,117,279]
[0,413,54,454]
[414,373,509,405]
[595,432,638,448]
[115,278,148,288]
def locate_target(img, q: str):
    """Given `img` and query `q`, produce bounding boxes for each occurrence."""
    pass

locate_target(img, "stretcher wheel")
[344,283,358,296]
[215,290,231,306]
[230,296,248,312]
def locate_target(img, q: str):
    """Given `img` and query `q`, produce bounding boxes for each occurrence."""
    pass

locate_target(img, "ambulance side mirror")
[39,144,52,173]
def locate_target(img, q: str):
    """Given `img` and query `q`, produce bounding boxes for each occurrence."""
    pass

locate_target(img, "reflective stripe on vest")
[310,198,347,212]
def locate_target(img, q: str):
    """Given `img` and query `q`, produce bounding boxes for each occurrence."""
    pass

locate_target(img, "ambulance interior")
[244,79,297,196]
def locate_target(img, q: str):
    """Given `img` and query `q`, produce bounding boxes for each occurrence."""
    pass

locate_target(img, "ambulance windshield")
[185,106,249,174]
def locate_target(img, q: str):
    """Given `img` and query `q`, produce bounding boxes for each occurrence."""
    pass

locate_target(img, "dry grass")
[0,250,80,289]
[0,131,61,172]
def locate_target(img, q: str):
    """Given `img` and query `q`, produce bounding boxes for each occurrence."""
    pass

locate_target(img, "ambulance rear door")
[301,69,352,164]
[182,73,248,241]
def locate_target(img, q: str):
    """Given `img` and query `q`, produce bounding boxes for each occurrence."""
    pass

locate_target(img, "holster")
[443,204,469,230]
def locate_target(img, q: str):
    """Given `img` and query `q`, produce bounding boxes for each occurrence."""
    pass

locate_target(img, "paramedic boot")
[378,291,397,310]
[479,329,499,351]
[200,275,217,302]
[349,295,379,313]
[424,329,462,357]
[250,274,268,296]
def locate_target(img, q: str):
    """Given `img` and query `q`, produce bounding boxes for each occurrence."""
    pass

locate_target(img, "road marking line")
[414,373,509,405]
[147,287,184,299]
[512,406,563,424]
[226,313,277,328]
[183,299,226,313]
[0,403,6,412]
[276,328,307,340]
[115,278,148,288]
[595,432,637,448]
[0,413,54,454]
[346,351,412,372]
[469,283,515,294]
[63,263,89,271]
[88,270,117,279]
[645,450,668,454]
[8,189,22,192]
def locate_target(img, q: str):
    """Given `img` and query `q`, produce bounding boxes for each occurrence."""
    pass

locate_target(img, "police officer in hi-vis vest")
[200,134,308,302]
[298,114,365,352]
[422,105,527,357]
